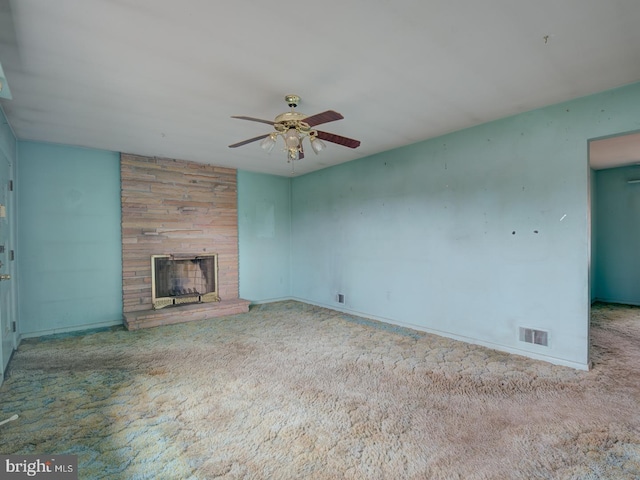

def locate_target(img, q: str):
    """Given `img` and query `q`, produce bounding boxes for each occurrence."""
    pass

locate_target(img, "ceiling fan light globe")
[310,137,326,154]
[284,128,300,149]
[260,134,277,153]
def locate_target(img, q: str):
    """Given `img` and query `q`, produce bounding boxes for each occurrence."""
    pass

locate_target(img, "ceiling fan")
[229,94,361,169]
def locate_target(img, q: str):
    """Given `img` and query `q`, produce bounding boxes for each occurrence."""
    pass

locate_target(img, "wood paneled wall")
[121,154,240,314]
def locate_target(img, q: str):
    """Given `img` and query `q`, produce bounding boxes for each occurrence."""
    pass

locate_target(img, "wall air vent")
[337,293,345,304]
[519,327,549,347]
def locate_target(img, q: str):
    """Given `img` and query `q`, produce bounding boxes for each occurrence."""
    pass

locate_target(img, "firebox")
[151,254,220,309]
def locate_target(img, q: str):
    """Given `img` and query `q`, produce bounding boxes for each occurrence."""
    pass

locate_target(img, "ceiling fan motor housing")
[274,112,311,132]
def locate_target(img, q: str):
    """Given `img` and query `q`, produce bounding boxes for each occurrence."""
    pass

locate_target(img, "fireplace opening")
[151,254,219,309]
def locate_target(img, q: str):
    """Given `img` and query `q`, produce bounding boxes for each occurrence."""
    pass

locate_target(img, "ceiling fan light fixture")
[310,136,326,154]
[229,94,360,166]
[284,128,300,149]
[260,133,277,153]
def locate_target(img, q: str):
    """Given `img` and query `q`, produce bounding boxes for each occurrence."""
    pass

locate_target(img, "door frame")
[0,147,17,383]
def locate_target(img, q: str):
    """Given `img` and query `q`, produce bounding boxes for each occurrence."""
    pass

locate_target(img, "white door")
[0,150,16,377]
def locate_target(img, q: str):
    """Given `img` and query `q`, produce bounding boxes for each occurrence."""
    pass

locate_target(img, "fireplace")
[151,254,220,309]
[121,154,249,330]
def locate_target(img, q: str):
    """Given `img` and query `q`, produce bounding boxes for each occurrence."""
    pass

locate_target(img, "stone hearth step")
[123,298,251,330]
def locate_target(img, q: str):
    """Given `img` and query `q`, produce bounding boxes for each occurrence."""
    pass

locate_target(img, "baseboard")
[20,319,124,339]
[592,298,640,307]
[247,296,295,305]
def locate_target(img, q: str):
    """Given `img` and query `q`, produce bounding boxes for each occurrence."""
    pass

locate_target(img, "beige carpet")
[0,301,639,479]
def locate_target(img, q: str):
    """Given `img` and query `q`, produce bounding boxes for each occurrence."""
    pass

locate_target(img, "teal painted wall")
[17,141,122,336]
[593,165,640,305]
[237,170,291,302]
[290,82,640,369]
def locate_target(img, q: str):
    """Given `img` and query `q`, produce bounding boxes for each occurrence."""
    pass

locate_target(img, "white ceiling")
[1,0,639,177]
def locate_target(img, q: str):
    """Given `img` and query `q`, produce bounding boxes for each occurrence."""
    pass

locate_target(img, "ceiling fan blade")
[231,116,275,126]
[229,133,270,148]
[303,110,344,127]
[316,131,361,149]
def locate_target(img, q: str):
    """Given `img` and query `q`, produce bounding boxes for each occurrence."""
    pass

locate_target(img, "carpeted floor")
[0,301,639,479]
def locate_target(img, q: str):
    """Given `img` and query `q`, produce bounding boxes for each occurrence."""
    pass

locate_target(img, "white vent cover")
[519,327,549,347]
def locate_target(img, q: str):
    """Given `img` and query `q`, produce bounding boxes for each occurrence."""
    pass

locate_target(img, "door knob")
[0,274,10,280]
